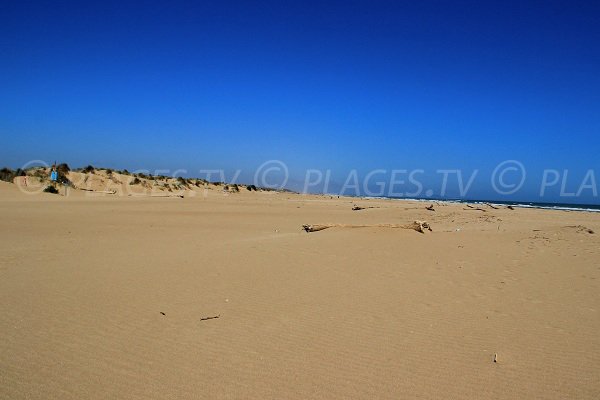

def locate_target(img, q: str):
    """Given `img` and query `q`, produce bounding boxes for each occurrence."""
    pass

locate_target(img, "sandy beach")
[0,174,599,399]
[4,0,600,397]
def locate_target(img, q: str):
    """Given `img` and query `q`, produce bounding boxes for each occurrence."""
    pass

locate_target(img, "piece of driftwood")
[79,188,117,194]
[352,205,380,211]
[151,194,184,198]
[302,224,330,232]
[302,220,432,234]
[463,206,487,212]
[128,193,184,198]
[485,203,500,209]
[565,225,595,234]
[426,204,435,211]
[507,205,515,210]
[200,315,220,321]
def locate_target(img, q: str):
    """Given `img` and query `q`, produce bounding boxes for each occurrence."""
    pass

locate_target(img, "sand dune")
[1,181,599,398]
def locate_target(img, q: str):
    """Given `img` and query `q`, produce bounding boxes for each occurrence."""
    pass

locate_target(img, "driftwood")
[352,205,380,211]
[464,205,487,212]
[565,225,595,234]
[485,203,500,210]
[426,204,435,211]
[128,194,184,198]
[200,315,220,321]
[79,188,116,194]
[151,194,184,198]
[302,220,432,234]
[507,205,515,210]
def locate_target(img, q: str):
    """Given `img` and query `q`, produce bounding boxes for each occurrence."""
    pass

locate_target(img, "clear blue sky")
[1,1,599,203]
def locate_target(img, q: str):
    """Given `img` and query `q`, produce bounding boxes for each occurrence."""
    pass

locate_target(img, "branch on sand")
[302,220,432,234]
[426,204,435,211]
[464,204,487,212]
[352,205,380,211]
[127,194,184,198]
[565,225,595,234]
[151,194,184,198]
[79,188,117,194]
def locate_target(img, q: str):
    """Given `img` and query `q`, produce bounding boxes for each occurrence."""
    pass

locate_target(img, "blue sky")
[1,0,599,203]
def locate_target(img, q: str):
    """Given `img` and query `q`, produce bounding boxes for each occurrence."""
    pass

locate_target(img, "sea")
[375,197,600,213]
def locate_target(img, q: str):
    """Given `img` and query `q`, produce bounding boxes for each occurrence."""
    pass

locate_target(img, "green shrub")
[0,167,15,183]
[43,185,59,194]
[56,163,70,175]
[58,173,71,185]
[130,177,141,185]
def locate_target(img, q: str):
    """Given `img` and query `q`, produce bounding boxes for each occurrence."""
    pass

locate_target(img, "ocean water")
[462,200,600,213]
[376,197,600,213]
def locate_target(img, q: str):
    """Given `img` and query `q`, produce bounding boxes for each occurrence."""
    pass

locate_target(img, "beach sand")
[1,179,599,399]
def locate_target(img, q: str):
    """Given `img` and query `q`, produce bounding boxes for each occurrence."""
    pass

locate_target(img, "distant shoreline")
[355,196,600,213]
